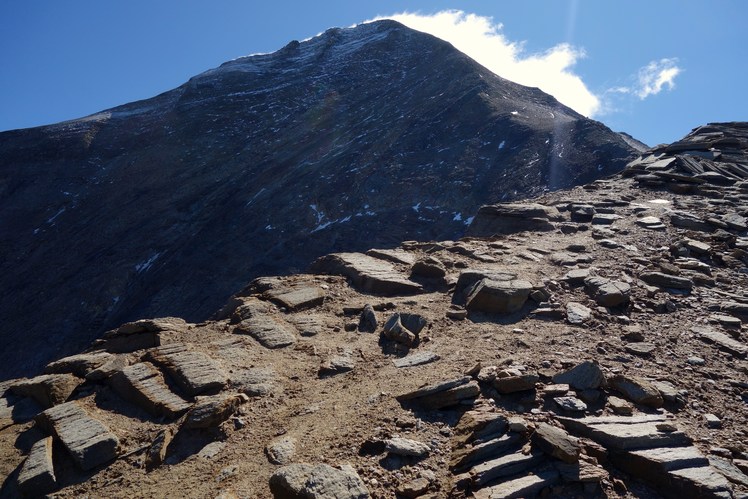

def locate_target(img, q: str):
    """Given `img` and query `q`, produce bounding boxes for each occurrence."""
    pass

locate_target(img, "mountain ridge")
[0,20,637,379]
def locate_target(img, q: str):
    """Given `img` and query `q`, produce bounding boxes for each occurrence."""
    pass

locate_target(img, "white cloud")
[635,58,682,99]
[366,10,601,117]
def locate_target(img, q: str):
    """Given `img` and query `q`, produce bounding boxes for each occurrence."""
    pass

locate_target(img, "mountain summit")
[0,20,638,378]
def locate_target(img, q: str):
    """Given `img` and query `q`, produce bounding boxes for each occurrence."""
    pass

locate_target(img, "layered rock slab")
[269,463,370,498]
[17,436,57,496]
[311,253,422,296]
[145,343,228,396]
[109,362,192,418]
[36,401,119,471]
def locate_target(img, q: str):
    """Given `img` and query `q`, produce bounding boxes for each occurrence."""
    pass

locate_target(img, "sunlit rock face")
[0,20,637,378]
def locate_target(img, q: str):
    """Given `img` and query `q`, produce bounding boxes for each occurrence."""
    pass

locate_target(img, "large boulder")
[468,203,561,236]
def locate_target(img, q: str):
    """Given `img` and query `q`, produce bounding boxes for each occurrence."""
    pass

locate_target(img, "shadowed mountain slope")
[0,20,637,378]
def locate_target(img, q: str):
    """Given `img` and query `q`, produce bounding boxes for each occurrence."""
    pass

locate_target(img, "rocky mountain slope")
[1,122,747,498]
[0,20,639,379]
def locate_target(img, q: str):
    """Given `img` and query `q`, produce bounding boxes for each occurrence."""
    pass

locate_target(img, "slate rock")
[533,423,580,463]
[266,436,297,465]
[265,286,326,311]
[566,302,592,324]
[319,350,356,377]
[595,281,631,307]
[470,450,545,487]
[553,361,605,390]
[411,256,446,279]
[385,437,430,457]
[145,427,175,470]
[393,351,440,368]
[230,367,278,397]
[358,304,377,333]
[562,268,591,287]
[708,456,748,487]
[554,396,588,413]
[311,252,422,296]
[625,342,657,357]
[466,279,533,314]
[146,343,229,396]
[44,352,114,377]
[182,393,249,429]
[235,315,297,349]
[10,374,81,408]
[640,272,694,290]
[453,269,518,304]
[17,436,57,496]
[85,355,129,382]
[693,325,747,357]
[608,395,634,415]
[472,470,560,499]
[670,211,714,232]
[36,401,119,470]
[110,362,192,418]
[609,375,664,408]
[467,203,560,236]
[269,463,370,498]
[397,377,480,409]
[557,414,690,451]
[493,373,539,394]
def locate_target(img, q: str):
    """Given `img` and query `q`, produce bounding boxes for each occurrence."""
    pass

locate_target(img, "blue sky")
[1,1,746,146]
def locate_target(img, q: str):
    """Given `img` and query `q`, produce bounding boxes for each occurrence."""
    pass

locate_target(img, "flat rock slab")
[311,252,422,296]
[269,463,370,499]
[640,272,693,290]
[470,451,545,487]
[473,469,560,499]
[265,286,326,311]
[450,433,521,472]
[393,351,440,368]
[397,377,480,410]
[466,279,533,314]
[36,401,119,470]
[669,466,734,499]
[11,374,81,408]
[558,415,690,451]
[693,325,747,357]
[467,203,560,236]
[235,315,297,349]
[533,423,580,463]
[366,248,416,265]
[609,375,664,408]
[183,393,248,429]
[110,362,192,418]
[44,352,114,377]
[625,342,657,357]
[17,436,57,496]
[146,343,228,396]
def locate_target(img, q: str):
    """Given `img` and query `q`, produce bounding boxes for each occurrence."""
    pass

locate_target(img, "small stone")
[182,393,249,429]
[385,437,430,457]
[508,416,529,433]
[541,384,570,396]
[704,413,722,429]
[595,281,631,307]
[494,373,539,394]
[554,396,588,412]
[269,463,370,498]
[566,302,592,324]
[687,356,706,366]
[358,304,377,333]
